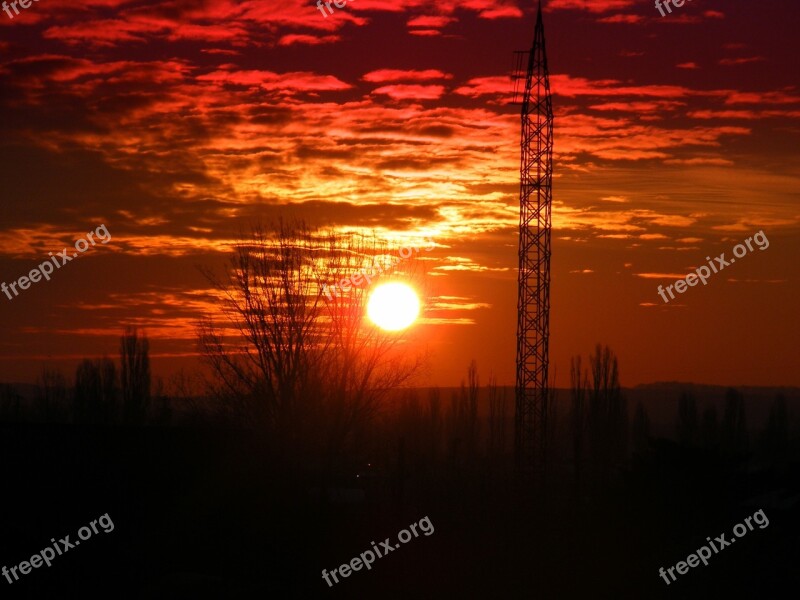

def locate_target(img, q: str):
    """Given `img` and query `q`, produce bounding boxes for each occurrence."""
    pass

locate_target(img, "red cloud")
[598,14,644,24]
[407,15,455,28]
[197,69,352,93]
[363,69,453,83]
[278,34,342,46]
[547,0,638,13]
[719,56,765,66]
[371,84,446,100]
[453,76,511,98]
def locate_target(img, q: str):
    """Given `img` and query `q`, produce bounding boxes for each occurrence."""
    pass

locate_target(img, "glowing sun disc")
[367,283,420,331]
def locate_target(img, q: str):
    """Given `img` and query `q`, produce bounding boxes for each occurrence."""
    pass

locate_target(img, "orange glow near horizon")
[0,1,798,388]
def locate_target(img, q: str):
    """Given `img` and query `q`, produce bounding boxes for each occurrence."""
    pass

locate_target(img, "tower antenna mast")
[513,0,553,482]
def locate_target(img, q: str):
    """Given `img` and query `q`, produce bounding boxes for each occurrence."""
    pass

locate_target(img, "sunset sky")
[1,0,798,389]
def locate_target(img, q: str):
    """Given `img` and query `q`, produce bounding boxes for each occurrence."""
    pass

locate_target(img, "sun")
[367,282,420,331]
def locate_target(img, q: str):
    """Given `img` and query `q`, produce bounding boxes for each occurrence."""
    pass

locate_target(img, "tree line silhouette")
[0,327,162,425]
[0,222,794,505]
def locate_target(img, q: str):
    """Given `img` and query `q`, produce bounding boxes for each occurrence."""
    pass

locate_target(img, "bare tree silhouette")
[466,360,479,458]
[0,383,22,421]
[676,391,698,447]
[759,393,788,462]
[587,344,626,484]
[37,368,68,422]
[570,355,588,493]
[74,357,118,424]
[487,372,508,470]
[722,388,748,456]
[427,386,443,465]
[631,400,650,455]
[700,404,719,450]
[198,221,422,465]
[120,327,151,424]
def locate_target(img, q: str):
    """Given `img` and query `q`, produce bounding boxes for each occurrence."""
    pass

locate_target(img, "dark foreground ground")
[1,423,798,599]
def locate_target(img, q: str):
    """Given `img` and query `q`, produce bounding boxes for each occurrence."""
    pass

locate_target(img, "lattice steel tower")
[513,1,553,478]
